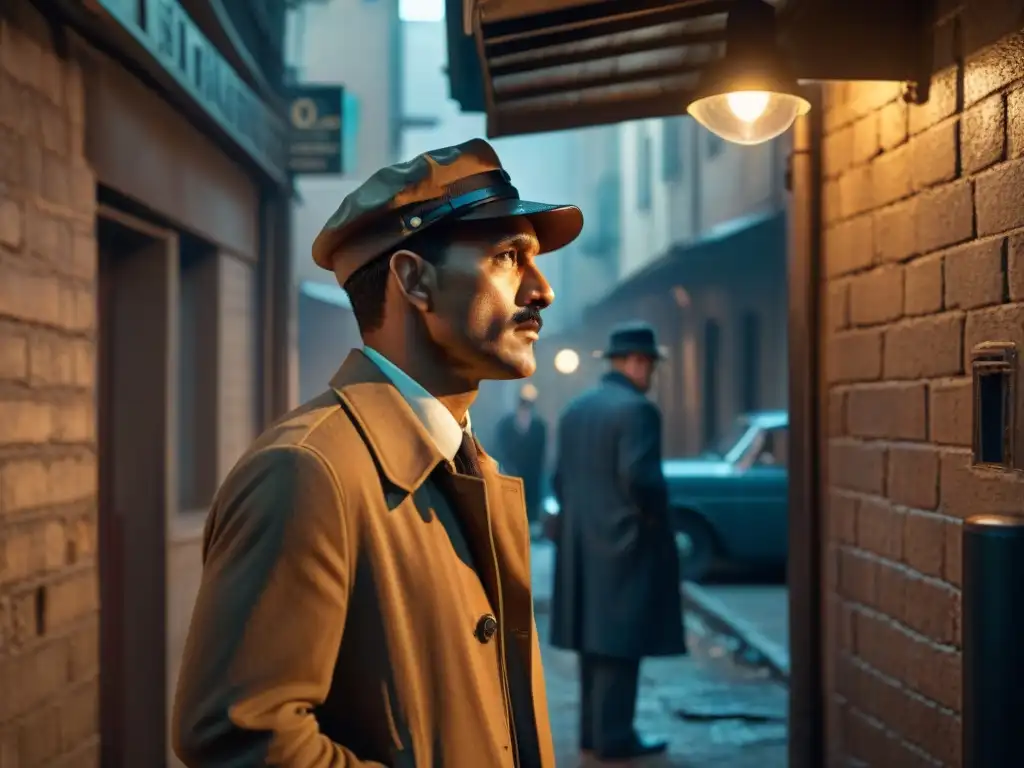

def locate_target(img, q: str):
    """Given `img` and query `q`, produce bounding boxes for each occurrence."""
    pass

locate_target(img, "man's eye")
[493,249,518,266]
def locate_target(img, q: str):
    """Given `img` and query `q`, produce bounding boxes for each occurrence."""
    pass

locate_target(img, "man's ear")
[390,249,436,313]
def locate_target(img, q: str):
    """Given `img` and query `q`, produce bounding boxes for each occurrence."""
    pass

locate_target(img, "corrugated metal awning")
[469,0,739,137]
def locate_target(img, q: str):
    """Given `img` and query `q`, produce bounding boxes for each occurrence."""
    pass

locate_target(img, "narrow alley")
[531,543,789,767]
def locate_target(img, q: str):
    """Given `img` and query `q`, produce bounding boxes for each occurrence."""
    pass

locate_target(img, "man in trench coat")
[172,139,584,767]
[549,322,686,761]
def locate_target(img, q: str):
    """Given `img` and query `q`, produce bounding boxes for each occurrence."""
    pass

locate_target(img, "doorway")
[97,205,179,768]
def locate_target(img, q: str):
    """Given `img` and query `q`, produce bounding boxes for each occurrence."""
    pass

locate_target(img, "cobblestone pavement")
[532,543,788,768]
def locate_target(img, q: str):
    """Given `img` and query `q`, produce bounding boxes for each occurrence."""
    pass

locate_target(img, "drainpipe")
[785,84,824,768]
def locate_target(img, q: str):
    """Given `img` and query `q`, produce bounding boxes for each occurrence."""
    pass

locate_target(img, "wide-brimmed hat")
[598,322,667,360]
[312,138,585,285]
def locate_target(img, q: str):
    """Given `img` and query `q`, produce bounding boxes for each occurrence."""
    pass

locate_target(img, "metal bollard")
[962,514,1024,768]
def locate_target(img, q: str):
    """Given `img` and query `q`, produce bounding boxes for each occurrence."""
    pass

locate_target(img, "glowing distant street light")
[553,348,580,375]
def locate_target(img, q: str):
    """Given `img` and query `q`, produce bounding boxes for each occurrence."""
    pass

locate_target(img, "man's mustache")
[511,306,543,330]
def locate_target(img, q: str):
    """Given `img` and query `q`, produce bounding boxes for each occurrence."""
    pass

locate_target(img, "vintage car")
[542,410,788,582]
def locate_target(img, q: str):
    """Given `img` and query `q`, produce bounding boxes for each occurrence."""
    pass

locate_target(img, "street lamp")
[553,348,580,375]
[687,0,811,146]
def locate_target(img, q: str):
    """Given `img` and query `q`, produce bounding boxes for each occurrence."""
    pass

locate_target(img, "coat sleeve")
[617,400,669,519]
[172,445,385,768]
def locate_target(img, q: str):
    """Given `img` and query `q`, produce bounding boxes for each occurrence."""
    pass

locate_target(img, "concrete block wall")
[0,9,100,768]
[821,18,1024,768]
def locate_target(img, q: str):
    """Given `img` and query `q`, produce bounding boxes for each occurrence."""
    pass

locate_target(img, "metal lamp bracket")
[779,0,937,105]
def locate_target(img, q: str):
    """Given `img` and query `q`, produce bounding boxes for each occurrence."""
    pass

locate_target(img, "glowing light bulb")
[553,348,580,375]
[726,91,771,123]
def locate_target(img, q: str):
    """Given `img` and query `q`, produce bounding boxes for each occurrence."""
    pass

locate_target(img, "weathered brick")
[879,99,908,150]
[825,214,875,276]
[883,314,964,379]
[964,31,1024,106]
[0,333,27,380]
[0,399,52,444]
[874,198,917,263]
[827,281,850,332]
[961,93,1005,174]
[976,158,1024,236]
[49,456,96,505]
[824,124,854,178]
[910,68,958,134]
[29,335,76,386]
[828,328,883,383]
[915,180,974,253]
[856,497,903,561]
[67,618,99,682]
[840,164,875,218]
[830,440,887,495]
[17,706,62,766]
[872,144,911,207]
[0,195,22,249]
[903,508,946,579]
[939,449,1024,518]
[889,446,940,510]
[929,378,972,447]
[1008,85,1024,159]
[849,266,904,325]
[851,113,880,165]
[827,389,847,437]
[59,680,98,752]
[829,489,860,544]
[1010,232,1024,300]
[904,254,943,315]
[0,265,61,327]
[943,237,1005,309]
[837,547,879,605]
[0,459,48,513]
[847,382,926,440]
[902,574,959,646]
[52,399,93,443]
[46,571,98,631]
[910,120,958,191]
[944,520,962,586]
[963,303,1024,370]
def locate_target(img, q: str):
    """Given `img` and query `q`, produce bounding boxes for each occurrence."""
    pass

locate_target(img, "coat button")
[475,613,498,643]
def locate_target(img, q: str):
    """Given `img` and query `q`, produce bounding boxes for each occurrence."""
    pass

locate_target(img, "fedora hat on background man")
[312,138,585,285]
[597,322,668,360]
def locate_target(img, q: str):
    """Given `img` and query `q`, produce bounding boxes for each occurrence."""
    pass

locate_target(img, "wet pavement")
[531,543,789,767]
[682,583,790,679]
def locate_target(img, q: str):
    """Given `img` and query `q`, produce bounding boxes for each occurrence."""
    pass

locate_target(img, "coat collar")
[602,370,641,393]
[330,349,447,493]
[361,345,468,462]
[330,349,500,493]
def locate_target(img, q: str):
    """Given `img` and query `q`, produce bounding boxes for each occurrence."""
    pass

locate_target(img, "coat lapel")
[329,349,445,494]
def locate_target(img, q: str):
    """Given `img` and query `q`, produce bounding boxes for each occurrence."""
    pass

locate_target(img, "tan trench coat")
[172,350,555,767]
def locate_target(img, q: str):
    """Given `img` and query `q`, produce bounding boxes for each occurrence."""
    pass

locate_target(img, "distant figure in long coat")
[550,322,686,761]
[496,383,547,529]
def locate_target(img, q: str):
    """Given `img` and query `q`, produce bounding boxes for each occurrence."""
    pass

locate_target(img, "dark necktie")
[453,431,483,478]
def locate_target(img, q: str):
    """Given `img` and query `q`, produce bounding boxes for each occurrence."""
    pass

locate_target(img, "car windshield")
[711,420,754,460]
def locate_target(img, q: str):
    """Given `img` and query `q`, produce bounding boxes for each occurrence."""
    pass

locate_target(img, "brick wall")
[821,19,1024,768]
[0,8,100,768]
